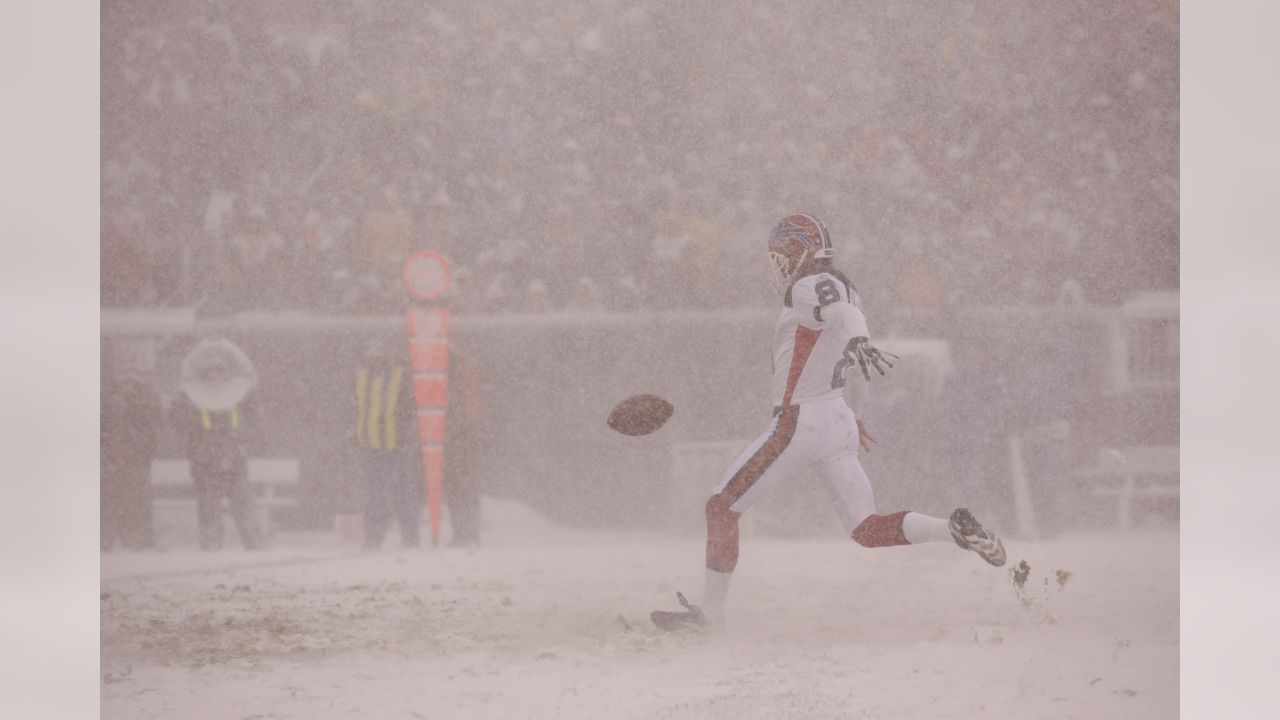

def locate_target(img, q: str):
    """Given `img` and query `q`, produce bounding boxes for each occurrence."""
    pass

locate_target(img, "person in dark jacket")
[101,374,162,551]
[354,340,422,549]
[176,392,263,551]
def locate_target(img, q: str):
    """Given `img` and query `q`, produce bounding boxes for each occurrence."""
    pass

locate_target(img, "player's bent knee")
[851,511,910,548]
[705,494,732,518]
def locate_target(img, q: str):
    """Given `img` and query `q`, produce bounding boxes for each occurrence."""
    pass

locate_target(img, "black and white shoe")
[948,508,1006,567]
[650,592,707,631]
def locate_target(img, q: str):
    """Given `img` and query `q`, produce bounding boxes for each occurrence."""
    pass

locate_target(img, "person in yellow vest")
[177,392,262,551]
[355,339,422,549]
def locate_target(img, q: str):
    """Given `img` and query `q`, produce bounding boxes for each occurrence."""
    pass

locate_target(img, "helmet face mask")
[767,214,833,293]
[767,249,797,293]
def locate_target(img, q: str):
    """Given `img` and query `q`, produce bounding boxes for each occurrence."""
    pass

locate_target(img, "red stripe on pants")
[720,405,799,506]
[707,406,800,573]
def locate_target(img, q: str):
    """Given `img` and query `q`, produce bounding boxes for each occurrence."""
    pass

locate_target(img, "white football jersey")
[770,272,870,411]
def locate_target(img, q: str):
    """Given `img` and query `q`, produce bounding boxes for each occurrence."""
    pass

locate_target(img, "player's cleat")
[650,591,707,631]
[948,507,1007,567]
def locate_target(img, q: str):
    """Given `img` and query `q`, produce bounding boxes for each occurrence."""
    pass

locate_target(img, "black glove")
[844,337,899,381]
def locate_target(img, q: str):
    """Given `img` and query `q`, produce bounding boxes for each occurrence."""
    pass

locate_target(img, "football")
[607,394,675,436]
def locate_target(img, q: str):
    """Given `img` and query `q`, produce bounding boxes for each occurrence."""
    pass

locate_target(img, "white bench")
[151,457,301,536]
[1086,446,1179,530]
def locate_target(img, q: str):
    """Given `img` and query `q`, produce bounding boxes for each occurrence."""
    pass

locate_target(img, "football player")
[653,214,1006,631]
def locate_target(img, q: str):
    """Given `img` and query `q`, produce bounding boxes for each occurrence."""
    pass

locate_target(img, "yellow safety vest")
[355,365,404,449]
[200,406,240,431]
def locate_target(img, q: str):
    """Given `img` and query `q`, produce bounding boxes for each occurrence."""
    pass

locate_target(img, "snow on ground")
[101,499,1177,719]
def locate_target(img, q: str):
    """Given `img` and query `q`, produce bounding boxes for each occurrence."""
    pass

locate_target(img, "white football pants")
[713,396,876,534]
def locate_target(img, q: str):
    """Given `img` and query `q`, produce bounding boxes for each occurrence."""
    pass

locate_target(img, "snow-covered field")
[101,500,1177,719]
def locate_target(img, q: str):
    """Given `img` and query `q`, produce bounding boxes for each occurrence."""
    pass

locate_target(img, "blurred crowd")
[102,0,1178,315]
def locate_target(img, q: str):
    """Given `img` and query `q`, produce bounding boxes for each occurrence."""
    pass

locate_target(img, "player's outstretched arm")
[842,354,876,452]
[843,365,869,416]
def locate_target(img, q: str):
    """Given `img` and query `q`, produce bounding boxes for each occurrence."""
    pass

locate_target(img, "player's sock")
[901,511,953,544]
[851,511,952,547]
[701,568,732,623]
